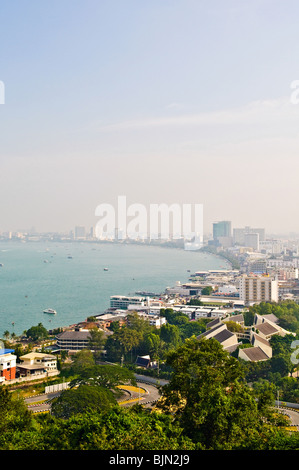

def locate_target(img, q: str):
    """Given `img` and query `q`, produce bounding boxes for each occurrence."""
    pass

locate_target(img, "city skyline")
[1,1,299,234]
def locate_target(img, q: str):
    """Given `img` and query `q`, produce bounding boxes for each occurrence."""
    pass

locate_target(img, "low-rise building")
[253,313,295,338]
[132,313,166,328]
[110,295,146,309]
[198,310,294,363]
[197,320,240,352]
[56,328,92,351]
[170,305,227,320]
[18,352,58,378]
[0,348,17,382]
[238,314,295,362]
[136,355,157,369]
[238,346,270,362]
[251,333,272,358]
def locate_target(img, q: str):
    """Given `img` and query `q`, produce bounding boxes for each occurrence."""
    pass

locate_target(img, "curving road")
[24,384,299,430]
[278,407,299,430]
[25,377,164,413]
[119,381,162,407]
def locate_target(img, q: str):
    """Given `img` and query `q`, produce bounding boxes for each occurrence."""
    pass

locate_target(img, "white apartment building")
[238,275,278,304]
[110,295,146,309]
[18,352,58,378]
[134,314,167,328]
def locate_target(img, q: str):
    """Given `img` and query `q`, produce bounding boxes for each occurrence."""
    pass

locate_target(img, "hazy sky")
[1,0,299,235]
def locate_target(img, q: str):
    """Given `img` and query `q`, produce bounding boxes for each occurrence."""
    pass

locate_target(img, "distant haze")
[0,1,299,235]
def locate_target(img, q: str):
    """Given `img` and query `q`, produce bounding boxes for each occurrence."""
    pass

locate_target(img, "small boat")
[43,308,57,315]
[104,268,108,271]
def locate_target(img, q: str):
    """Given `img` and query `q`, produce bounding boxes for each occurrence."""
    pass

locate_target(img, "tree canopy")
[157,336,289,449]
[26,323,48,341]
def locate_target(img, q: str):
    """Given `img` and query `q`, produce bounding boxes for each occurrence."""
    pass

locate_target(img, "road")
[278,407,299,429]
[24,385,299,429]
[120,382,162,407]
[25,392,60,413]
[24,379,163,413]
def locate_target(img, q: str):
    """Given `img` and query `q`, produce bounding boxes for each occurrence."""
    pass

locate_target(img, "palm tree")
[3,330,10,340]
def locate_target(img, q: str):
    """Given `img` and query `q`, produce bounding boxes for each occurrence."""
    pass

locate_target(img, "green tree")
[187,299,202,306]
[157,336,287,449]
[71,349,95,375]
[118,327,142,362]
[105,333,123,363]
[37,406,196,450]
[3,331,10,340]
[51,385,116,419]
[225,320,244,333]
[201,286,213,295]
[0,386,33,449]
[26,323,48,341]
[127,312,153,335]
[88,328,106,360]
[270,355,293,377]
[69,364,136,392]
[160,323,181,350]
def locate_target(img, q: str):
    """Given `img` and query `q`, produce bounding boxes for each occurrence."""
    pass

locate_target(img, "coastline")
[0,240,230,337]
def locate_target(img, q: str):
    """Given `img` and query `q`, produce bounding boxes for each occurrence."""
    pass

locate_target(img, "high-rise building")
[233,226,265,245]
[213,221,231,239]
[238,275,278,304]
[75,226,86,239]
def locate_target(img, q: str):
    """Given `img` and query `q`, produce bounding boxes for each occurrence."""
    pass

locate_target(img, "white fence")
[45,382,70,394]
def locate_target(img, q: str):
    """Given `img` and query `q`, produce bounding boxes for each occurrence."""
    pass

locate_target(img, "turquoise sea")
[0,241,229,336]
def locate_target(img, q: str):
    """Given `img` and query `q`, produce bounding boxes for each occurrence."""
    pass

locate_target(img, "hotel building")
[238,275,278,304]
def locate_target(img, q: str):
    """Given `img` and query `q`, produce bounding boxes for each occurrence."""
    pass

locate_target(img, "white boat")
[43,308,57,315]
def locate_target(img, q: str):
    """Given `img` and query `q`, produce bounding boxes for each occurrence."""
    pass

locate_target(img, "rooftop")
[0,349,15,355]
[256,322,279,336]
[240,346,270,362]
[56,329,91,340]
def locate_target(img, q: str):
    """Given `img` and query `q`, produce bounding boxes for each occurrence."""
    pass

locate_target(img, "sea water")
[0,241,229,336]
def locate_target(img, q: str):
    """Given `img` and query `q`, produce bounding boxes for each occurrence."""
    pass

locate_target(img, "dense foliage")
[2,300,299,450]
[249,300,299,335]
[1,335,299,450]
[157,337,293,450]
[241,301,299,403]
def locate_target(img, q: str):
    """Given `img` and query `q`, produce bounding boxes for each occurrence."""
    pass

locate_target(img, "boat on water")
[104,268,108,271]
[43,308,57,315]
